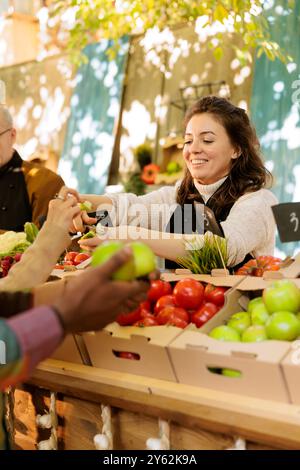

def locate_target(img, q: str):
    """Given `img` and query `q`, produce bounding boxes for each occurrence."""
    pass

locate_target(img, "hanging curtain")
[59,38,129,194]
[250,0,300,256]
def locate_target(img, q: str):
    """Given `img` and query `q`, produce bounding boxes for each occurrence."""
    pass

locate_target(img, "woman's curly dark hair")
[177,96,272,220]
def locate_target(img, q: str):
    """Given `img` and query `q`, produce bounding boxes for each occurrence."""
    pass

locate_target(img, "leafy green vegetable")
[177,233,228,274]
[79,201,93,212]
[80,230,96,240]
[0,241,31,259]
[24,222,39,243]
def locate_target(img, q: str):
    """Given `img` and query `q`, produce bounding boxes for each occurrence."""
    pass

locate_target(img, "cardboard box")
[84,322,181,381]
[51,334,90,365]
[276,278,300,404]
[281,347,300,405]
[161,270,243,288]
[84,273,241,381]
[168,277,300,403]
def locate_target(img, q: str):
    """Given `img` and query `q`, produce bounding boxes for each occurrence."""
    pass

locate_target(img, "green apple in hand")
[251,304,270,325]
[263,280,300,314]
[92,241,135,280]
[242,325,267,342]
[227,312,251,334]
[209,325,240,342]
[265,311,300,341]
[91,240,156,280]
[130,242,156,278]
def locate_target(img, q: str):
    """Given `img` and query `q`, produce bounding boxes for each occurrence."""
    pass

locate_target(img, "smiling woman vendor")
[68,96,277,269]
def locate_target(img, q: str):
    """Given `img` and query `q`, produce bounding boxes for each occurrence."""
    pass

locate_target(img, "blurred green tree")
[50,0,294,65]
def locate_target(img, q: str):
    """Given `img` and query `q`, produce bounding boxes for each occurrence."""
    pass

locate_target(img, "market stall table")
[13,359,300,450]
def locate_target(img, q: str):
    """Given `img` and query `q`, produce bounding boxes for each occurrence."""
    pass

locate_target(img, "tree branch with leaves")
[48,0,294,66]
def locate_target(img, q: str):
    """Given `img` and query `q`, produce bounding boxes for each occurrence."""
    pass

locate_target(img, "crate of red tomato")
[83,272,241,381]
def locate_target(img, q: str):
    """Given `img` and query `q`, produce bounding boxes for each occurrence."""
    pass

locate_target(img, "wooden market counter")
[13,359,300,450]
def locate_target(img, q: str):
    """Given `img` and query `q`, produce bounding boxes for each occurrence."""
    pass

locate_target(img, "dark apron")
[164,194,252,272]
[0,151,32,232]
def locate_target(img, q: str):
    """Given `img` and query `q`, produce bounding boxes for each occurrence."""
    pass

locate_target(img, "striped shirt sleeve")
[0,306,63,390]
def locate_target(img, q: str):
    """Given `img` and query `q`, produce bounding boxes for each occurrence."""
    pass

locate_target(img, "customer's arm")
[0,193,80,292]
[0,306,63,390]
[0,247,150,390]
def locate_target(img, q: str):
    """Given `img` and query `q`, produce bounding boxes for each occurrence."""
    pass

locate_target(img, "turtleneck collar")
[193,176,228,203]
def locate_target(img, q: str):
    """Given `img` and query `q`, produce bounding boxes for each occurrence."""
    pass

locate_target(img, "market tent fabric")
[250,0,300,257]
[59,39,129,194]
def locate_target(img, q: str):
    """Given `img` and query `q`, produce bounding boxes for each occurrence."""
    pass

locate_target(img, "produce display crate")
[236,277,300,405]
[281,348,300,405]
[168,277,300,403]
[161,269,244,288]
[83,322,182,382]
[83,271,243,381]
[51,334,88,365]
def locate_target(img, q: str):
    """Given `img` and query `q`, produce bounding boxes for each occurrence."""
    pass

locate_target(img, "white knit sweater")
[104,179,278,267]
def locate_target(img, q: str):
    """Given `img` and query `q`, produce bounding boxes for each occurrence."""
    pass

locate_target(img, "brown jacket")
[23,159,65,228]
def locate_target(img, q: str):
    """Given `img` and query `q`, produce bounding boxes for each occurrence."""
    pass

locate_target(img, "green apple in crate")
[263,280,300,314]
[247,297,264,314]
[209,325,240,342]
[250,304,270,325]
[265,312,300,341]
[227,312,251,334]
[242,325,268,342]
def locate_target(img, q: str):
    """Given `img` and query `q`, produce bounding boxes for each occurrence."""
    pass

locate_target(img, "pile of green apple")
[209,280,300,343]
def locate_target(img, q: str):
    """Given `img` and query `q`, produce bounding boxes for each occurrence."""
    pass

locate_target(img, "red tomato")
[140,308,154,318]
[154,295,176,315]
[264,264,281,272]
[116,308,141,326]
[117,352,140,360]
[54,264,64,270]
[139,300,152,312]
[204,284,227,307]
[134,317,158,327]
[156,306,189,325]
[173,279,204,310]
[258,255,282,267]
[73,253,90,265]
[147,280,172,303]
[191,302,218,328]
[64,251,78,263]
[236,256,283,277]
[168,316,188,329]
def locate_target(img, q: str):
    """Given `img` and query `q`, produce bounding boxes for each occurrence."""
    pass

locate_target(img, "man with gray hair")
[0,106,64,231]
